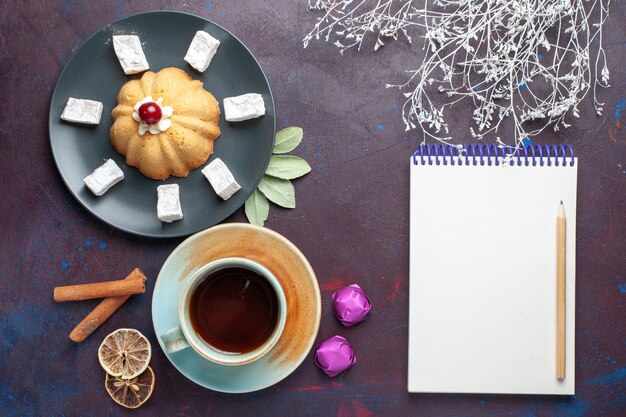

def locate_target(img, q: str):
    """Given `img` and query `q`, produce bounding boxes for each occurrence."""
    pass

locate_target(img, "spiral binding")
[412,144,575,167]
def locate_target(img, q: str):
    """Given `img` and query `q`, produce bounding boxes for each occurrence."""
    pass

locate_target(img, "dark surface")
[1,1,624,416]
[50,11,275,237]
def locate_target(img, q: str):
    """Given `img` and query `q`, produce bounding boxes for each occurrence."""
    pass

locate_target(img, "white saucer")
[151,223,321,393]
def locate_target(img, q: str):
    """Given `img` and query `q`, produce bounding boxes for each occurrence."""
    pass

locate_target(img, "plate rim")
[48,10,276,238]
[151,223,322,393]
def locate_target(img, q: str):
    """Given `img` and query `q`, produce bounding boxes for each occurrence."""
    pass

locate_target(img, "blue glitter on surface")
[60,262,70,270]
[523,137,533,148]
[589,367,626,385]
[99,242,107,250]
[615,95,625,120]
[205,2,213,9]
[554,398,589,417]
[618,283,626,293]
[537,54,543,60]
[377,124,384,131]
[391,103,398,110]
[314,152,321,157]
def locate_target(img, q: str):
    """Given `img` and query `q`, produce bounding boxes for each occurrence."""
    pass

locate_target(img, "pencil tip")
[560,200,563,205]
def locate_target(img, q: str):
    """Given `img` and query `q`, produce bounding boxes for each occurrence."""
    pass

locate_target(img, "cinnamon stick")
[69,296,130,343]
[68,268,147,343]
[54,269,146,302]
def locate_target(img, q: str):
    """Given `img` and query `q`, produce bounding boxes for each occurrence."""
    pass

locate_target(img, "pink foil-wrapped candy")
[314,335,357,377]
[331,284,371,326]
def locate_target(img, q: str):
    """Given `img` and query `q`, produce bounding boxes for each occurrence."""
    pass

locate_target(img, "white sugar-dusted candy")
[60,98,103,125]
[112,35,149,74]
[184,30,220,73]
[201,158,241,200]
[83,159,124,196]
[223,93,265,122]
[157,184,183,223]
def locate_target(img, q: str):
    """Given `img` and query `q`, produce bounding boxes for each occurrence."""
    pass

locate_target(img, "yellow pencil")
[557,201,566,380]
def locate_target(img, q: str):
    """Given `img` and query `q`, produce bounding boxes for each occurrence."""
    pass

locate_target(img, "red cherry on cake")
[138,102,162,125]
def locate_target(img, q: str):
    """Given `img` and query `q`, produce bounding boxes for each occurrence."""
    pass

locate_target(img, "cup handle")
[160,326,190,354]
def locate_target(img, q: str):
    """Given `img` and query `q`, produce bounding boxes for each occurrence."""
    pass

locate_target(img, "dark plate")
[49,11,275,238]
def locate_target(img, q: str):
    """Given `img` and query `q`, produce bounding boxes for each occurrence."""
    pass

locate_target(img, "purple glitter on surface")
[314,335,357,377]
[331,284,372,326]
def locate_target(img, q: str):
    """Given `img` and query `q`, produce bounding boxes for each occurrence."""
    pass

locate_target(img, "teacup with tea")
[161,257,287,366]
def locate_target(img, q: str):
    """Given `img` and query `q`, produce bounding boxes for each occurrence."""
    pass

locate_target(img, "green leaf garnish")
[265,155,312,180]
[273,127,303,154]
[244,189,270,226]
[257,175,296,208]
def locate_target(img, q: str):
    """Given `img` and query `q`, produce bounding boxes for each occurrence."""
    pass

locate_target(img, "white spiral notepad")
[408,144,577,395]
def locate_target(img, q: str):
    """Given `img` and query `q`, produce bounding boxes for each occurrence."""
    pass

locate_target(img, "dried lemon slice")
[105,365,155,409]
[98,328,151,379]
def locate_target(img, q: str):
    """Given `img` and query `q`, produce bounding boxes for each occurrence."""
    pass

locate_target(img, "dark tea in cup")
[189,265,279,354]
